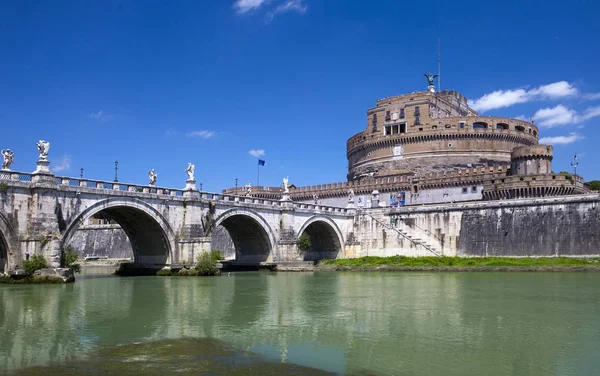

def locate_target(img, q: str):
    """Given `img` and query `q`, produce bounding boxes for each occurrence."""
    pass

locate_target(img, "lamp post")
[114,160,119,182]
[235,178,238,195]
[570,152,579,177]
[80,168,84,179]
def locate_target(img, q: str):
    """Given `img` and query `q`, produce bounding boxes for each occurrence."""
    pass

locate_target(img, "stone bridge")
[0,168,358,271]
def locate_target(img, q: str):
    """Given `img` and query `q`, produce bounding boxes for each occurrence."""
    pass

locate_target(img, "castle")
[223,78,589,207]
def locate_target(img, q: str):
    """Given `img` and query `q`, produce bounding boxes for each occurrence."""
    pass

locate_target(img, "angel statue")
[1,149,14,170]
[424,72,438,87]
[245,183,252,196]
[148,169,158,186]
[347,189,354,202]
[282,176,289,193]
[313,194,319,205]
[185,163,195,181]
[37,140,50,161]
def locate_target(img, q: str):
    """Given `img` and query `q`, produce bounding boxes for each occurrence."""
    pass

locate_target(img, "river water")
[1,268,600,375]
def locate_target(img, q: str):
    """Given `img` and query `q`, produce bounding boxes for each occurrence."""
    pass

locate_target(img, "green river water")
[1,268,599,375]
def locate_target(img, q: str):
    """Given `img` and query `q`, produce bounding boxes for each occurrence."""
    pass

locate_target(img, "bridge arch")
[296,216,344,262]
[0,213,17,272]
[211,208,276,264]
[62,198,177,265]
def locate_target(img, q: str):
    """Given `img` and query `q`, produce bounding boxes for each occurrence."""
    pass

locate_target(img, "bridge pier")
[178,236,212,264]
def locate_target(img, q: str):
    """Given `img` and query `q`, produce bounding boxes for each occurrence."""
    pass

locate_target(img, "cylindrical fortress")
[346,90,539,180]
[510,145,553,175]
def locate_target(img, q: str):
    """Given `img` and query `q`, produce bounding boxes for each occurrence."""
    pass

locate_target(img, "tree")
[586,180,600,191]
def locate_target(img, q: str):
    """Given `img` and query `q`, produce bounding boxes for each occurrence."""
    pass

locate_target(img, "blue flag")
[258,159,265,166]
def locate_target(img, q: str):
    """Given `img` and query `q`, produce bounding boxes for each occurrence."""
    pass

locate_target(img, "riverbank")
[316,256,600,272]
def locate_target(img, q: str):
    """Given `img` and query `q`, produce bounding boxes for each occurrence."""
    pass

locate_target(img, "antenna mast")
[437,37,441,91]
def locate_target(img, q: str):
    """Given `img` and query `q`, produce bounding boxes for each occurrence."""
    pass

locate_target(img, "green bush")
[23,254,47,276]
[62,246,81,274]
[195,252,219,276]
[211,250,222,261]
[297,233,311,252]
[157,269,173,276]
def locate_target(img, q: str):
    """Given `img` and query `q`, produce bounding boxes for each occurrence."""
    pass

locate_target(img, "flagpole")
[257,162,260,187]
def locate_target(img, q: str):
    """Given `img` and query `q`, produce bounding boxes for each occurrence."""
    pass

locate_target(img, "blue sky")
[1,0,600,191]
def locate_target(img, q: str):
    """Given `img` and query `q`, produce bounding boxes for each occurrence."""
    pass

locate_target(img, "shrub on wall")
[297,233,311,252]
[62,246,81,274]
[23,255,47,276]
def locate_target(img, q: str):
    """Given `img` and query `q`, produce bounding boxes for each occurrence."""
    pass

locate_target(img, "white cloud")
[539,132,584,145]
[249,149,265,157]
[470,81,578,112]
[89,110,113,122]
[53,154,71,172]
[264,0,307,22]
[534,104,600,127]
[514,114,528,121]
[186,130,216,139]
[233,0,270,13]
[529,81,578,98]
[534,105,577,127]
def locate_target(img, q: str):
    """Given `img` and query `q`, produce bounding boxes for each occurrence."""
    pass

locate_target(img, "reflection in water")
[2,270,600,375]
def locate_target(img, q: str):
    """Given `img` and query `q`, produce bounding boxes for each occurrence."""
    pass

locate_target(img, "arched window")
[496,123,509,130]
[473,122,488,129]
[515,125,525,132]
[533,130,538,137]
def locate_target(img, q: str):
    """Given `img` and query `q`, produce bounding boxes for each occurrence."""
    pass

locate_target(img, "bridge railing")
[0,171,352,213]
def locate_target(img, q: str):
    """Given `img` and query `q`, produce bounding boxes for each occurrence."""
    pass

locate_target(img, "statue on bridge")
[1,149,14,170]
[185,163,195,181]
[36,140,50,161]
[148,169,157,186]
[245,183,252,196]
[283,176,289,193]
[347,189,354,202]
[313,194,319,205]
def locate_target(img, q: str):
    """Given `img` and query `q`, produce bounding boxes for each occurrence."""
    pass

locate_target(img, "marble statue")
[37,140,50,161]
[1,149,14,170]
[148,169,157,186]
[186,163,195,181]
[245,183,252,196]
[283,176,289,193]
[424,72,438,87]
[313,194,319,204]
[348,189,354,202]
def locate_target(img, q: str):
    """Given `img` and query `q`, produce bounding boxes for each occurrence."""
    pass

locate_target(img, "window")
[399,109,405,118]
[445,124,452,128]
[448,143,453,148]
[415,116,421,125]
[462,187,468,194]
[415,106,421,116]
[384,123,406,135]
[432,125,437,130]
[385,111,391,121]
[496,123,509,130]
[419,127,423,131]
[515,125,525,132]
[473,122,487,129]
[471,186,477,193]
[459,122,465,129]
[372,113,377,123]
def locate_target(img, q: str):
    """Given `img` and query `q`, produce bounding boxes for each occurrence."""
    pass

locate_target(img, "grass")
[317,256,600,270]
